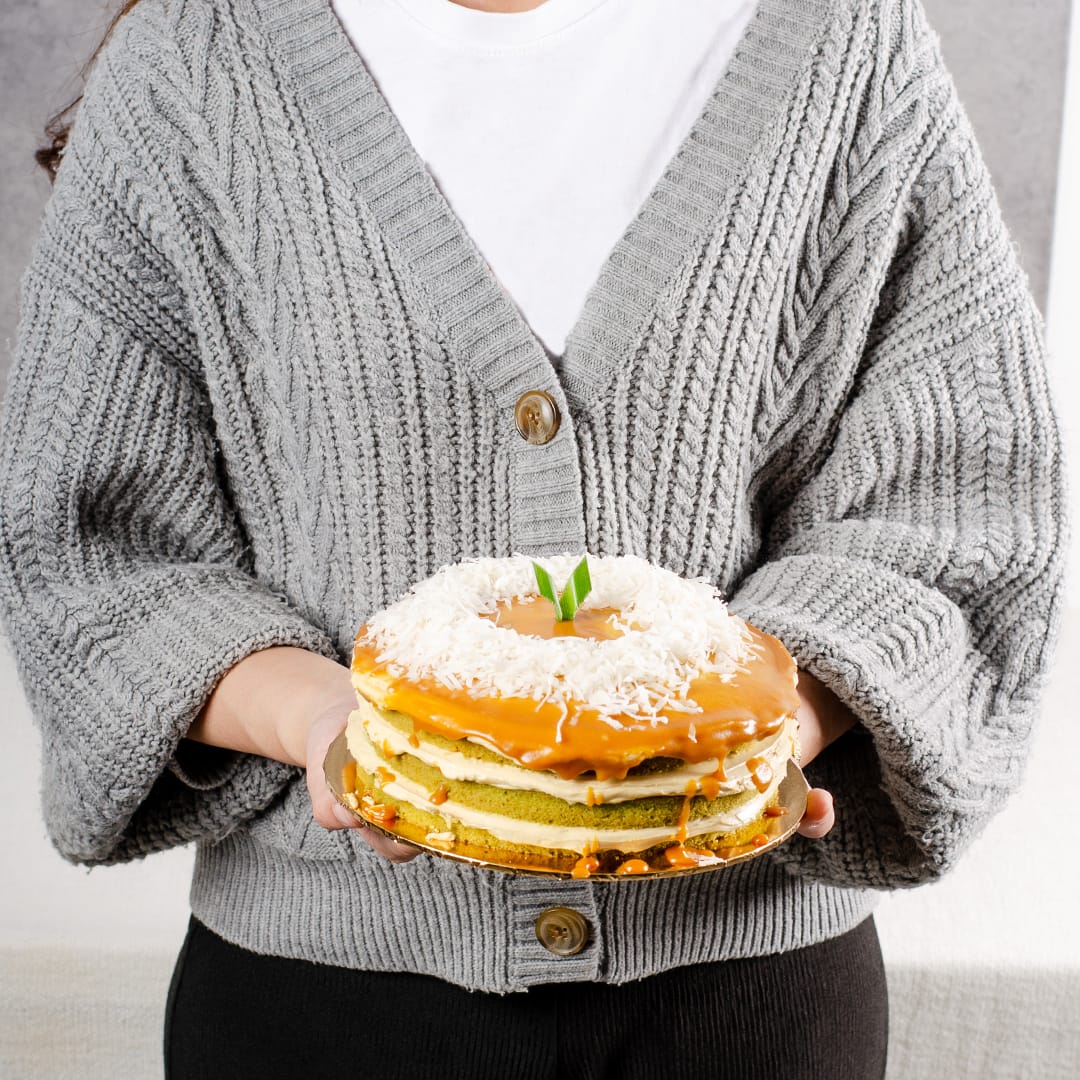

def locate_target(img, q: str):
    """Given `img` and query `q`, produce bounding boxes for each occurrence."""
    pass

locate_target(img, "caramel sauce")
[714,840,759,860]
[700,772,724,800]
[341,760,357,794]
[663,844,724,869]
[429,783,450,806]
[751,833,769,848]
[571,855,600,879]
[482,595,630,640]
[360,799,397,826]
[407,732,420,749]
[352,597,799,782]
[615,859,650,876]
[764,806,788,818]
[381,739,402,759]
[675,790,695,844]
[746,756,773,794]
[375,766,396,787]
[586,787,604,807]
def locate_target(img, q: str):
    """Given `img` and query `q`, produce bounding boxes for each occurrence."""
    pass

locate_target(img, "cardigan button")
[514,390,560,445]
[535,906,589,956]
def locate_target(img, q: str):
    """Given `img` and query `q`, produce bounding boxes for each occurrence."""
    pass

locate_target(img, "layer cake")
[342,554,801,876]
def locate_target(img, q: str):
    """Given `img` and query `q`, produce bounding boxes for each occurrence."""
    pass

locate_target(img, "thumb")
[306,704,364,831]
[797,787,835,839]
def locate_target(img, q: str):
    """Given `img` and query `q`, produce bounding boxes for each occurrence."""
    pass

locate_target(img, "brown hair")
[36,0,144,183]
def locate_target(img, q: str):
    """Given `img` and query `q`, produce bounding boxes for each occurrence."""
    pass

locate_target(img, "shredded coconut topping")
[357,554,754,727]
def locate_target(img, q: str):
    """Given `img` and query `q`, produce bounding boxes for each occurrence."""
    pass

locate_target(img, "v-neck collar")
[249,0,835,409]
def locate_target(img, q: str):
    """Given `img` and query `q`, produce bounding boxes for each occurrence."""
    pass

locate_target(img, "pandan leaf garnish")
[532,556,592,622]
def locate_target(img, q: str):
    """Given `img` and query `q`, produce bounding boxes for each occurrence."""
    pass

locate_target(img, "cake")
[340,553,801,877]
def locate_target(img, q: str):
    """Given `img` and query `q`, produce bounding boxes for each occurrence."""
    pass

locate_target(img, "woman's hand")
[186,645,419,864]
[304,695,420,864]
[797,788,836,839]
[793,670,857,839]
[188,647,855,853]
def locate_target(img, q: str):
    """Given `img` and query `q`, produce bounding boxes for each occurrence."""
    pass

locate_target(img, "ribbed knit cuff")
[729,553,983,886]
[731,553,967,759]
[167,741,241,791]
[42,566,342,865]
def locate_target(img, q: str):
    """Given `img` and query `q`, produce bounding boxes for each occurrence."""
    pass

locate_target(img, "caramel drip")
[614,859,650,876]
[375,766,396,787]
[381,739,401,759]
[571,855,600,879]
[746,756,773,794]
[429,783,450,806]
[352,598,799,781]
[407,732,420,749]
[764,806,788,818]
[675,792,694,844]
[586,787,604,807]
[341,760,357,794]
[751,833,769,848]
[700,772,724,800]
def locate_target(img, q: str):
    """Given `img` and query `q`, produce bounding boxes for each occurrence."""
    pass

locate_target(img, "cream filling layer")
[347,725,785,854]
[350,697,795,804]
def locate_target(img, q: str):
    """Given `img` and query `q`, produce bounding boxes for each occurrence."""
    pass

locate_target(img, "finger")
[303,705,415,857]
[332,801,365,830]
[305,755,363,830]
[305,707,363,831]
[797,787,835,839]
[309,778,363,831]
[360,828,421,864]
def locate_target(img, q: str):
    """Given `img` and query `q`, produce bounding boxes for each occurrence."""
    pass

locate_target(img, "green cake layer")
[353,759,778,863]
[378,739,756,829]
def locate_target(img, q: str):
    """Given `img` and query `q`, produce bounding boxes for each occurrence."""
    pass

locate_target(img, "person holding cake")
[0,0,1067,1077]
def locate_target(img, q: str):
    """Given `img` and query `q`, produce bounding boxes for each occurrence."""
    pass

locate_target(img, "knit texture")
[0,0,1067,992]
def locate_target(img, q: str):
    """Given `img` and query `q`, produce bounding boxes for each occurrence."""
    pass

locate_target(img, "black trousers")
[165,914,888,1080]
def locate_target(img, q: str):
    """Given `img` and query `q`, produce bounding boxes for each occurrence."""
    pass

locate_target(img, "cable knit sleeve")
[730,2,1069,888]
[0,36,339,865]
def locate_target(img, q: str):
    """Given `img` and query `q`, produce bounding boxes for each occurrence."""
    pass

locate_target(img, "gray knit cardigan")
[0,0,1068,992]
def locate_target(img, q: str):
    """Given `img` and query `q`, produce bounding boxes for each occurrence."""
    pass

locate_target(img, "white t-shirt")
[331,0,760,362]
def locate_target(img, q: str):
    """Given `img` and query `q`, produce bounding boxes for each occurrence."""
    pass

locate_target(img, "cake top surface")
[355,553,754,727]
[351,554,800,779]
